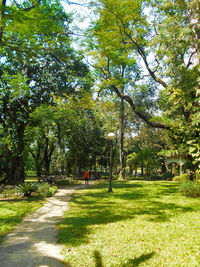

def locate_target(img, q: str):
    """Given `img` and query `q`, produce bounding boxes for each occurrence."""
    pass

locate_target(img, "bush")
[55,179,69,186]
[25,170,37,177]
[0,185,19,198]
[179,182,200,198]
[163,171,174,179]
[127,176,145,180]
[37,183,57,197]
[150,175,163,181]
[16,182,38,197]
[0,184,5,194]
[172,173,190,182]
[46,186,57,197]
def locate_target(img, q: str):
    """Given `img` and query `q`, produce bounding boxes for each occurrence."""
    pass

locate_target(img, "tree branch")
[186,50,197,69]
[0,0,7,42]
[22,0,41,12]
[61,0,90,7]
[111,84,171,130]
[0,0,41,43]
[108,8,167,88]
[30,149,36,160]
[125,33,167,88]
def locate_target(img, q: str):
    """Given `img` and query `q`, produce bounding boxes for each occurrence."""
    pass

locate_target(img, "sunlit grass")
[58,181,200,266]
[0,196,45,242]
[0,180,83,243]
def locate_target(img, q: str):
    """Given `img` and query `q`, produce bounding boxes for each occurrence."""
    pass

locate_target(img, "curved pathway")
[0,184,85,267]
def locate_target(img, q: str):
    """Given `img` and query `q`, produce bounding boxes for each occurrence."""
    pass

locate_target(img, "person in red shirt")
[84,169,89,186]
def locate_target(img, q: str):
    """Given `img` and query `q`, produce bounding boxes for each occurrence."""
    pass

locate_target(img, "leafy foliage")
[87,0,200,174]
[180,182,200,198]
[0,185,19,198]
[37,183,57,197]
[16,182,38,197]
[172,173,191,182]
[0,0,93,184]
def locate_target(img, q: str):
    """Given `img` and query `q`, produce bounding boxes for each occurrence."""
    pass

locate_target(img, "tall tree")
[87,0,200,175]
[0,0,91,184]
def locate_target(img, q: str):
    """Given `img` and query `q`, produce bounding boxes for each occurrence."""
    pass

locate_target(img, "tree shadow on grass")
[57,184,147,246]
[58,181,199,246]
[142,201,193,222]
[94,250,104,267]
[71,182,146,205]
[153,183,180,196]
[57,208,132,246]
[113,182,143,189]
[92,250,155,267]
[0,195,44,202]
[0,216,24,228]
[121,252,156,267]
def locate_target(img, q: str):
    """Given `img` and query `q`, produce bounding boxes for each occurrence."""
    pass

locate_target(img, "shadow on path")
[0,185,83,267]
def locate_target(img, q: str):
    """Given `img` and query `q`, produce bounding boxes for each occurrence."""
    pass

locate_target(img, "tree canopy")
[0,0,200,183]
[85,0,200,172]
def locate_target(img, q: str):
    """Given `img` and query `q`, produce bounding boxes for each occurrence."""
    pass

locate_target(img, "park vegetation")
[0,1,200,264]
[0,0,199,188]
[58,181,200,266]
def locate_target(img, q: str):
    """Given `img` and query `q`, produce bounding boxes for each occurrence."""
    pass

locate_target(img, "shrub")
[179,182,200,198]
[163,171,174,179]
[16,183,38,197]
[37,183,51,196]
[0,185,19,198]
[37,183,57,197]
[0,184,5,194]
[55,179,69,186]
[150,175,163,181]
[46,186,57,197]
[127,176,145,180]
[25,170,37,177]
[172,173,190,182]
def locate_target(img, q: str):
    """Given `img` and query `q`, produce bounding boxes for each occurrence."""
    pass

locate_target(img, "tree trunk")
[44,154,50,177]
[43,133,55,178]
[73,150,78,178]
[134,167,137,177]
[141,162,144,177]
[94,154,97,175]
[5,124,25,185]
[36,160,42,182]
[119,92,126,179]
[30,143,43,182]
[7,155,25,184]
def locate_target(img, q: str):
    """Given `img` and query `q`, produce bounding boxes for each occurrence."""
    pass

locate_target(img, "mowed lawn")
[58,181,200,267]
[0,196,45,242]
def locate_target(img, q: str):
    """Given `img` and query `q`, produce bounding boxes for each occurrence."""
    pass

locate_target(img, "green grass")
[0,180,82,243]
[0,196,45,242]
[58,181,200,266]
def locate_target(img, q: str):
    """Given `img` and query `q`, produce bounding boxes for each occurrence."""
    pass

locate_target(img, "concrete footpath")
[0,184,85,267]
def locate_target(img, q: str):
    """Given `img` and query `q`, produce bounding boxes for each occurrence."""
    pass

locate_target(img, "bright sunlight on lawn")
[0,196,45,242]
[58,181,200,266]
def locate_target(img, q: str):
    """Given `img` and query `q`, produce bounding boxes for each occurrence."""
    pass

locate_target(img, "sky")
[61,0,92,30]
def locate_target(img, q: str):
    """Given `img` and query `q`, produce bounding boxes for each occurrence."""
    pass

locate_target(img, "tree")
[126,125,167,177]
[87,0,200,177]
[127,152,138,176]
[27,94,106,178]
[0,0,91,184]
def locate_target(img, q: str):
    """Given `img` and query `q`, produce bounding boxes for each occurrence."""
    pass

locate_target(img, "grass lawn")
[58,181,200,266]
[0,196,45,242]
